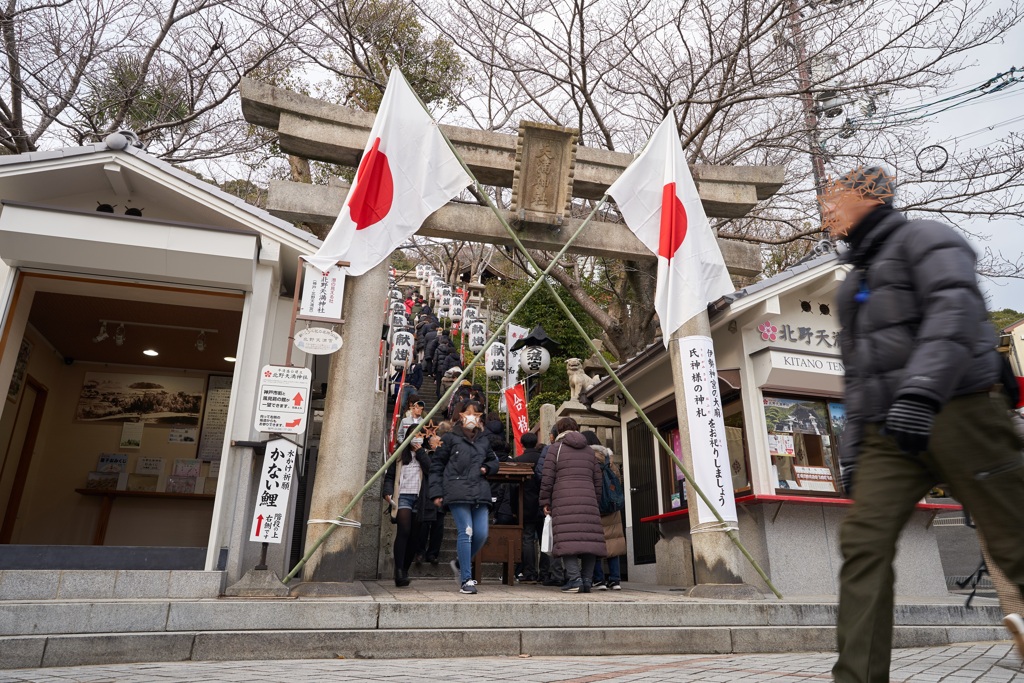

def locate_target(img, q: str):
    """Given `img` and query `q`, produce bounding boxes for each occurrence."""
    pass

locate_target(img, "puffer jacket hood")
[557,430,588,449]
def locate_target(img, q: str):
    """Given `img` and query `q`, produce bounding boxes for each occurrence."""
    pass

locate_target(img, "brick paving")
[1,643,1020,682]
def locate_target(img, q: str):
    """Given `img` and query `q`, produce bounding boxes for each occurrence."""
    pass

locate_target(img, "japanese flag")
[606,115,735,346]
[305,70,472,275]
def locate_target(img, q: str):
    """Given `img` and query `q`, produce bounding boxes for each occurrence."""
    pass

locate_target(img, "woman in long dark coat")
[540,417,607,593]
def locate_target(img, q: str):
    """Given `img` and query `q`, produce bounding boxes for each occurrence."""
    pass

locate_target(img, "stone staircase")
[0,573,1009,669]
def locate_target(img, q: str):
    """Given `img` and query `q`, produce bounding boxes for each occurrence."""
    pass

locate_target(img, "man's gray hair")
[836,166,896,206]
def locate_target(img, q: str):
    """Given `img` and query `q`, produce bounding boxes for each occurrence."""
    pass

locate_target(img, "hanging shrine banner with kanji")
[504,383,529,456]
[678,335,738,527]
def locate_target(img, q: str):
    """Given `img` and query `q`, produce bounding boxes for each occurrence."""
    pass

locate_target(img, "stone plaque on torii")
[239,79,785,591]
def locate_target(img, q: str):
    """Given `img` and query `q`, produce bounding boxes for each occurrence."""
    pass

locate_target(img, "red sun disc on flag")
[658,182,688,259]
[348,137,394,230]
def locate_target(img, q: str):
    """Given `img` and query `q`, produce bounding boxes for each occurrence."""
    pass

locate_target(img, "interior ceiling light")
[114,323,126,347]
[92,322,109,343]
[224,356,236,363]
[143,349,159,357]
[195,331,206,352]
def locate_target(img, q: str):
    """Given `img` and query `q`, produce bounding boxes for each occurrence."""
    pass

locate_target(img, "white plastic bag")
[540,514,553,554]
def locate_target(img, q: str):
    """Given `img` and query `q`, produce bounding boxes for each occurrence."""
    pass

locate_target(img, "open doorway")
[0,274,243,568]
[0,376,47,542]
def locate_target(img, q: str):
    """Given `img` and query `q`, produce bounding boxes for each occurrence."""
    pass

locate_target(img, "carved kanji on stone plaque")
[511,121,578,227]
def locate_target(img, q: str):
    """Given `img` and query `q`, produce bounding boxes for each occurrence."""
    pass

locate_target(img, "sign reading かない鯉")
[250,437,298,544]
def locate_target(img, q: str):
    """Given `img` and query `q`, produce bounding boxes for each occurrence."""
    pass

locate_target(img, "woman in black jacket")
[383,426,436,587]
[429,400,499,594]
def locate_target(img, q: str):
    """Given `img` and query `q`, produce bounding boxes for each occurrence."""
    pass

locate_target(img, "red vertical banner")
[504,383,529,455]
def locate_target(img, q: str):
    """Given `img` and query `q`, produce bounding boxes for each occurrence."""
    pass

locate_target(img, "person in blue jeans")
[429,400,499,594]
[592,556,621,589]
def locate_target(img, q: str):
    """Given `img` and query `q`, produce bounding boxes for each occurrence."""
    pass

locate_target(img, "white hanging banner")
[678,335,738,527]
[250,437,299,544]
[300,264,346,322]
[501,324,529,412]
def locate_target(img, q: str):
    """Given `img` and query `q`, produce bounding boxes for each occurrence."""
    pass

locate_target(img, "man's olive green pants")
[833,391,1024,683]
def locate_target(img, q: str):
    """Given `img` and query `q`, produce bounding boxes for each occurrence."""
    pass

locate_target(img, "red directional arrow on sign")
[254,514,264,537]
[293,392,304,407]
[285,418,302,428]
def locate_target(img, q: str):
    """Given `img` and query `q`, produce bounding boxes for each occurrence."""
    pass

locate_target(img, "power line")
[846,67,1022,128]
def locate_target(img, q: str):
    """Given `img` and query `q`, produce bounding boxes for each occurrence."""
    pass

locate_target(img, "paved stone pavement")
[1,642,1020,682]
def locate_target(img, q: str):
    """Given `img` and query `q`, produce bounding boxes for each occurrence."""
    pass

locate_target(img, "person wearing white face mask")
[428,400,500,594]
[383,426,436,587]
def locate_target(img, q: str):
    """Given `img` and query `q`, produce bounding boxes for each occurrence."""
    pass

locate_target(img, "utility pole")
[787,0,828,221]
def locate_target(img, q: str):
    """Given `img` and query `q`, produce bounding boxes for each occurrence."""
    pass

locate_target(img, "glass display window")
[723,399,751,495]
[659,398,753,512]
[763,396,847,495]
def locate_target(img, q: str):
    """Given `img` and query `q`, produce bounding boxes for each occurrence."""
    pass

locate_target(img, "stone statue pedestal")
[556,400,619,428]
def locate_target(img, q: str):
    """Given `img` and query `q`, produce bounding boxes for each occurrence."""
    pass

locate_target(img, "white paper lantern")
[390,288,403,300]
[520,346,551,374]
[391,313,408,329]
[485,342,507,379]
[390,330,415,370]
[450,298,464,322]
[467,321,488,353]
[439,294,452,313]
[390,301,404,314]
[463,306,477,321]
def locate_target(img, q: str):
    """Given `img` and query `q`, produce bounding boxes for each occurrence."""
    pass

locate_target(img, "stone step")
[0,597,1002,635]
[0,593,1006,669]
[0,570,224,601]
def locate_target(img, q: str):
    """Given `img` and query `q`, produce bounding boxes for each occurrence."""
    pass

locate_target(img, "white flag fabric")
[606,115,735,346]
[305,70,472,275]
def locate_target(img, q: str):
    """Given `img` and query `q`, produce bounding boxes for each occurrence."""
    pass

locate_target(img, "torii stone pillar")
[299,260,389,584]
[240,79,785,585]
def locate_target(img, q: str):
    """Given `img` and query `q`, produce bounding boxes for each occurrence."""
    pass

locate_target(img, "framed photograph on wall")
[7,338,32,403]
[75,372,205,424]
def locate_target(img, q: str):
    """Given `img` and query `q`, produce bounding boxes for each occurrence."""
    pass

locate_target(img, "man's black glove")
[885,397,938,455]
[840,464,856,498]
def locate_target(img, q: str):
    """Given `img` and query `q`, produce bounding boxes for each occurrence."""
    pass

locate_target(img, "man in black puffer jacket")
[828,167,1024,682]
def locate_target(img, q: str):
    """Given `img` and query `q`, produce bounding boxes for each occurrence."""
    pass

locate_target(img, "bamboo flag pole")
[411,89,782,598]
[291,73,781,598]
[283,196,610,583]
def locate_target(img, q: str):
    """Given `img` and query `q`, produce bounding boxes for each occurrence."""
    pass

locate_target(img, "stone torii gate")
[239,79,786,589]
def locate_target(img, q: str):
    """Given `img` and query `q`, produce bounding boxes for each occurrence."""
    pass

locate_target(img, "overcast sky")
[920,18,1024,312]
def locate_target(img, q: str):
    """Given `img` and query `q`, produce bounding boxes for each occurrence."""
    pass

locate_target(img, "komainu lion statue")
[567,358,599,402]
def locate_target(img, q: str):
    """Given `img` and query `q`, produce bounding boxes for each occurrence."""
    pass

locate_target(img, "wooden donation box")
[476,461,535,586]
